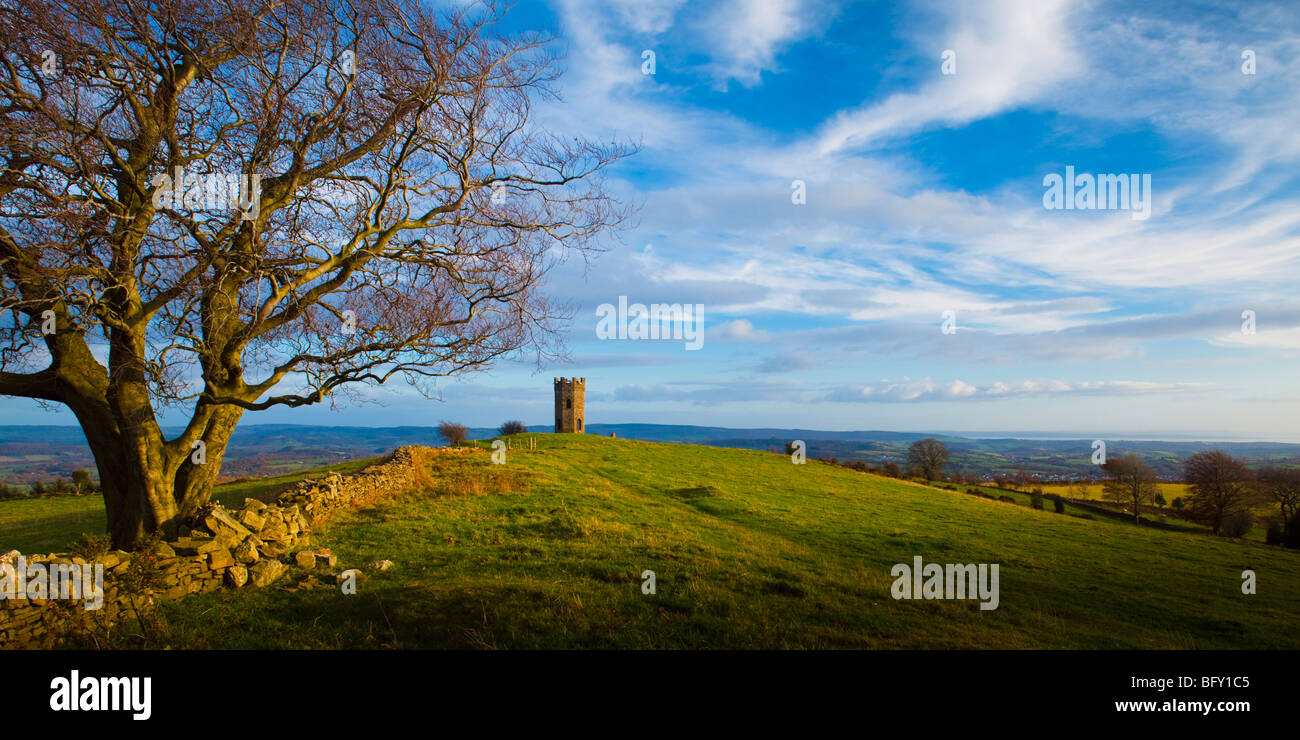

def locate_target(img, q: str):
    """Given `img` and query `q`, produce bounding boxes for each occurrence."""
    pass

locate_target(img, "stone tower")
[554,377,585,433]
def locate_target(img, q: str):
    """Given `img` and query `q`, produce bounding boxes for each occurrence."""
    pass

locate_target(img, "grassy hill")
[135,434,1300,649]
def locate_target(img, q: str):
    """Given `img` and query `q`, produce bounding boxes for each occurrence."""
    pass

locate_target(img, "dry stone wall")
[0,445,456,648]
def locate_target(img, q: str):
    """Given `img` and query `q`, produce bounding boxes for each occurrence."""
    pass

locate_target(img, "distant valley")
[3,423,1299,488]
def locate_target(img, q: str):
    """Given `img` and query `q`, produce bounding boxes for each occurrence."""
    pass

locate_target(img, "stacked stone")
[1,444,457,648]
[0,548,147,647]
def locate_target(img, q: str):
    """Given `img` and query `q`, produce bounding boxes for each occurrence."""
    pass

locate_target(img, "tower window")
[566,399,572,409]
[578,419,583,430]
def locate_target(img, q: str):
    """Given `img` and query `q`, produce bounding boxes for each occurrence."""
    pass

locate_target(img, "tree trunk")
[78,402,244,549]
[171,405,244,522]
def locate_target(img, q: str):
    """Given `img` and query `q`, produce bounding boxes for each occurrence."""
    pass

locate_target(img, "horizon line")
[2,422,1297,444]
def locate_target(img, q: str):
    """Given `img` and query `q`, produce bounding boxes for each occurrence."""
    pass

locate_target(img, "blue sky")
[6,0,1300,439]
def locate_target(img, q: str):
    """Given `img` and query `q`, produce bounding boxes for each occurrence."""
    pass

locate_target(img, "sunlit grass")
[154,434,1300,649]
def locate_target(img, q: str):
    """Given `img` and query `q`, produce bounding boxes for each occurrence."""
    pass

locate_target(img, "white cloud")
[812,0,1082,154]
[825,378,1215,403]
[713,319,770,342]
[609,0,686,34]
[1211,326,1300,352]
[700,0,827,88]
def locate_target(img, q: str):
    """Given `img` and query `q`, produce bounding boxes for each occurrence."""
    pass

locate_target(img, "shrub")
[1220,510,1254,538]
[67,533,111,560]
[1031,490,1044,510]
[498,420,528,435]
[998,495,1016,504]
[1053,496,1066,514]
[1267,522,1284,545]
[1268,516,1300,548]
[1289,516,1300,548]
[437,421,469,446]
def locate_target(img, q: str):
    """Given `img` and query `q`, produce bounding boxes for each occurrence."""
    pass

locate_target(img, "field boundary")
[0,445,459,648]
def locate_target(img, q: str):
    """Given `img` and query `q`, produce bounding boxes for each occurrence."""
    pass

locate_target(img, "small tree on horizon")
[71,469,91,495]
[437,421,469,447]
[906,438,950,481]
[1101,453,1159,523]
[499,420,528,436]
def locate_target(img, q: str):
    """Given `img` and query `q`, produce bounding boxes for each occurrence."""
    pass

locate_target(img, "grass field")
[128,434,1300,649]
[1039,482,1192,501]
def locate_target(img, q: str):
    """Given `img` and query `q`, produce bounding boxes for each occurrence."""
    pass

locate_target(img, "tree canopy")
[0,0,632,546]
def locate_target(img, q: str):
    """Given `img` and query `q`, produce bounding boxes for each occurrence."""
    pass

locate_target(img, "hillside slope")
[151,434,1300,648]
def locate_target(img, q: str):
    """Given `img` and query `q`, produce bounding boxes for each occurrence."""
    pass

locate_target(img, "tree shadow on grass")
[2,507,105,553]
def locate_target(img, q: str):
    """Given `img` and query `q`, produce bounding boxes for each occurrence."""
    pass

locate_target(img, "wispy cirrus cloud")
[606,376,1216,408]
[823,378,1216,403]
[699,0,831,88]
[811,0,1081,154]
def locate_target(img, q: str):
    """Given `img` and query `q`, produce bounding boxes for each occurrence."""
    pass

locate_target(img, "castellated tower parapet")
[554,377,585,433]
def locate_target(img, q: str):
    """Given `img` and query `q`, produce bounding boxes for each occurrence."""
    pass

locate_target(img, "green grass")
[209,457,380,507]
[0,494,107,554]
[148,435,1300,649]
[0,456,380,554]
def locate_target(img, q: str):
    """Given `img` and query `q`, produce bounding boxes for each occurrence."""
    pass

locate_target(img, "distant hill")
[2,423,1299,485]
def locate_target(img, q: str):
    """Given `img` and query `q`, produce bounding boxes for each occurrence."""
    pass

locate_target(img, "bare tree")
[0,0,632,547]
[1101,453,1157,522]
[1183,451,1255,535]
[906,438,950,481]
[437,421,468,447]
[1015,467,1032,490]
[1256,466,1300,542]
